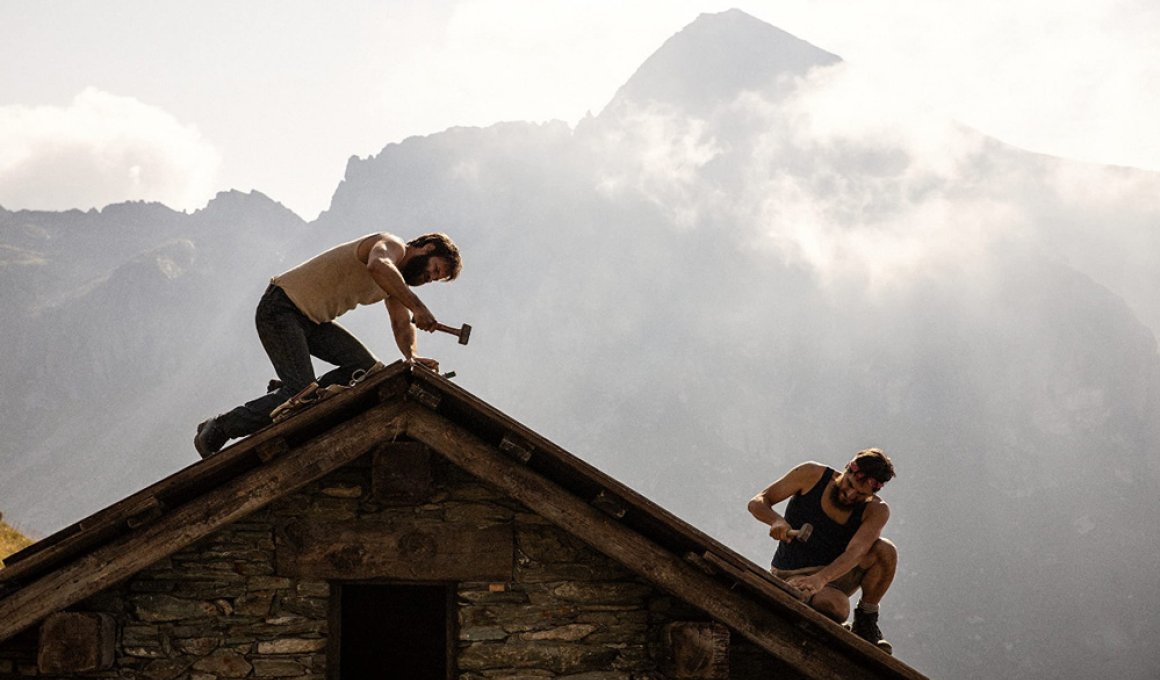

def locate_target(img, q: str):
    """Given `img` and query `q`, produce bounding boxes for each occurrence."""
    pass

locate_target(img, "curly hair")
[407,232,463,280]
[849,448,896,485]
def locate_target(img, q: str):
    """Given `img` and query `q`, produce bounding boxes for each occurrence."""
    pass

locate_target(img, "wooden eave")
[0,363,928,680]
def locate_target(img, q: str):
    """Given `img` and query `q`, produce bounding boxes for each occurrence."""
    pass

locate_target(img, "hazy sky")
[2,0,1157,219]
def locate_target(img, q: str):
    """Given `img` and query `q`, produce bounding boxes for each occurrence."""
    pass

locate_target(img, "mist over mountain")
[3,9,1160,680]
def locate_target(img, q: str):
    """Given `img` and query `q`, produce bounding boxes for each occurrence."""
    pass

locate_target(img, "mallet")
[415,319,472,345]
[786,522,813,543]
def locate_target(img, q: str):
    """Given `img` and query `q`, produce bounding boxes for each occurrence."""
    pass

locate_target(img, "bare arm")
[363,235,437,328]
[362,234,439,369]
[386,296,418,361]
[783,500,890,602]
[806,501,889,585]
[748,462,825,542]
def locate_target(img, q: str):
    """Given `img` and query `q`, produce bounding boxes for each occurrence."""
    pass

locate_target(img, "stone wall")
[2,446,775,680]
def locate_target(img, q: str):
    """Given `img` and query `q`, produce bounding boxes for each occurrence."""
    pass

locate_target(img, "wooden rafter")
[0,401,409,642]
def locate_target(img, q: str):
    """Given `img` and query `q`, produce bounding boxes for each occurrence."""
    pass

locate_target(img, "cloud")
[0,88,221,212]
[587,61,1024,290]
[591,104,724,228]
[776,0,1160,174]
[585,55,1156,308]
[736,64,1017,288]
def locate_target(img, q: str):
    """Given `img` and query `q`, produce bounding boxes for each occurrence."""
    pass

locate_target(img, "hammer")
[415,319,472,345]
[785,523,813,543]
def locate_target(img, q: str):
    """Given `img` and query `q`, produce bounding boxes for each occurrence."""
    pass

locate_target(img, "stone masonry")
[0,448,793,680]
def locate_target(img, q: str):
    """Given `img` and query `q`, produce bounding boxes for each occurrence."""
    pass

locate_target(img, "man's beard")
[401,253,431,285]
[830,481,860,511]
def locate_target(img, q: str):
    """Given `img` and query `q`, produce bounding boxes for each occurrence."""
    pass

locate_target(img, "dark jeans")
[217,284,378,438]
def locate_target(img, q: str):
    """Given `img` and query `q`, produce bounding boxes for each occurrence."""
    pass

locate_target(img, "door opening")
[336,582,452,680]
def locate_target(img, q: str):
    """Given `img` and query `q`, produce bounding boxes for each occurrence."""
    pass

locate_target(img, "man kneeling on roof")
[194,232,462,458]
[748,448,897,653]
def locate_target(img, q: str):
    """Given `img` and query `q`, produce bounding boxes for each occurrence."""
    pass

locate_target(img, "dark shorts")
[772,564,867,596]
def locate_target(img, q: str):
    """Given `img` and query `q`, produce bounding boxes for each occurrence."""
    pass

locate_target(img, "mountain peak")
[195,189,304,224]
[600,9,840,118]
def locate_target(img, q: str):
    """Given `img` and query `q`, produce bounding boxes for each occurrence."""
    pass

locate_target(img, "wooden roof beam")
[0,401,412,644]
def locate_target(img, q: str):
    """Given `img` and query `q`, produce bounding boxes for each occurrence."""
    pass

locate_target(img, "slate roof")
[0,362,927,680]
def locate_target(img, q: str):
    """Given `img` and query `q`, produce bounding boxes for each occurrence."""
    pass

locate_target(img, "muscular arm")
[363,236,436,325]
[807,500,890,585]
[748,462,825,541]
[385,297,419,362]
[361,234,439,368]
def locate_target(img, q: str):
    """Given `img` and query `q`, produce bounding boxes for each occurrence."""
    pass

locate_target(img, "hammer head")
[457,323,472,345]
[795,522,813,543]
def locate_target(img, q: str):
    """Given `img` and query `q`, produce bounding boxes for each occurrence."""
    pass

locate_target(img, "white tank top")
[272,233,386,324]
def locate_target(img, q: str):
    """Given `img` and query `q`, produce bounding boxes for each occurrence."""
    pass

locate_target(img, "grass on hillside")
[0,518,34,569]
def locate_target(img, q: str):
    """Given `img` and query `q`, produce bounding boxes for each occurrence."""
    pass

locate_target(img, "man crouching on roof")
[748,448,898,654]
[194,232,462,458]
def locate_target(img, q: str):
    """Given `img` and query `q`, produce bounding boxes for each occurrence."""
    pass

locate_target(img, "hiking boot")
[194,416,228,459]
[849,607,893,655]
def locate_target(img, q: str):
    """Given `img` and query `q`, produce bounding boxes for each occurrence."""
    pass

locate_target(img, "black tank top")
[772,467,865,570]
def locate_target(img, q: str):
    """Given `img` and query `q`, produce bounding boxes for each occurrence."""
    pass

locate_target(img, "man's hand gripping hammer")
[785,523,813,543]
[416,319,472,345]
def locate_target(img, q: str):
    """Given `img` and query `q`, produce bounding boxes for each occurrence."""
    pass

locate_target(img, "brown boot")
[849,607,892,655]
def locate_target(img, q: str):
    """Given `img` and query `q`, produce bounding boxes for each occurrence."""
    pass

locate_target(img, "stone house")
[0,363,927,680]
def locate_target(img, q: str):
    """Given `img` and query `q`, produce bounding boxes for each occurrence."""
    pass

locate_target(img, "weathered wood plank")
[371,442,433,505]
[124,496,165,530]
[276,520,513,581]
[37,612,115,673]
[701,551,806,602]
[0,401,412,643]
[699,552,926,680]
[661,621,731,680]
[404,409,914,680]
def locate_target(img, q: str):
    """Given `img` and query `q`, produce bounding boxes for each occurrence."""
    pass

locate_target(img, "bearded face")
[829,472,879,510]
[401,253,433,285]
[829,481,860,511]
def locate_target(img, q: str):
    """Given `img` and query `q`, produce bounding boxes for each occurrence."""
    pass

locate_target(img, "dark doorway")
[337,583,452,680]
